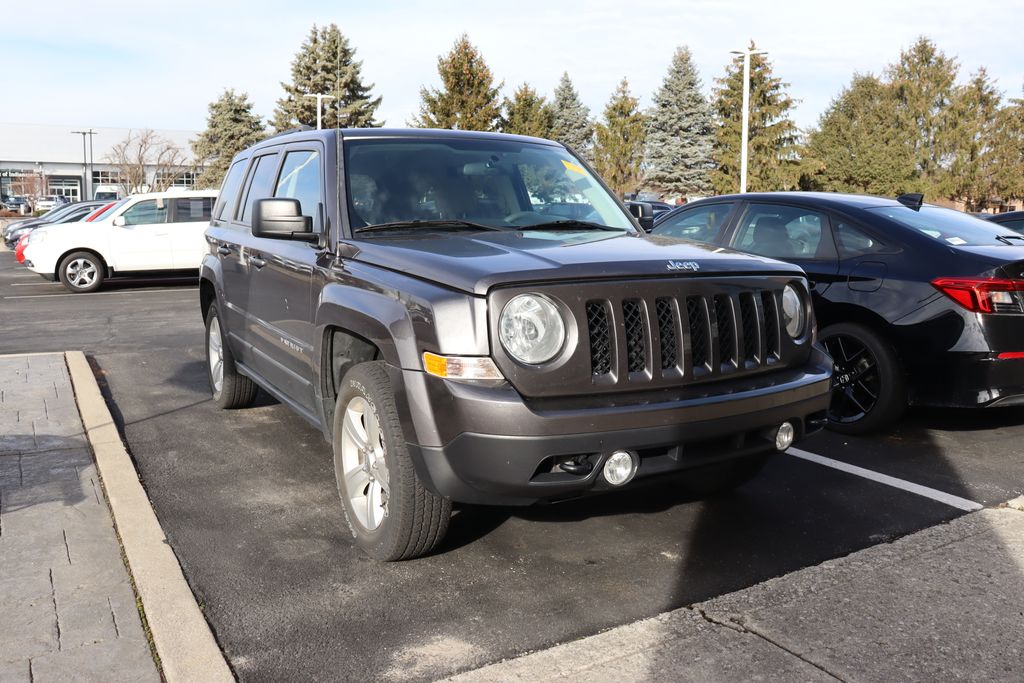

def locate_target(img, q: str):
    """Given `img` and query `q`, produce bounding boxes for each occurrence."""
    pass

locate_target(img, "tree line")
[191,25,1024,209]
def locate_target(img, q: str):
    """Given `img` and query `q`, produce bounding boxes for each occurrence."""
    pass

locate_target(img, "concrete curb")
[66,350,234,683]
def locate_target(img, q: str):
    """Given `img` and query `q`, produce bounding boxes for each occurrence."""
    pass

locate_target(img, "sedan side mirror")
[112,216,126,227]
[252,198,317,242]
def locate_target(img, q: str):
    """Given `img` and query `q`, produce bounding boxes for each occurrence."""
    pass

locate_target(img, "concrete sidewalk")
[454,501,1024,682]
[0,353,159,682]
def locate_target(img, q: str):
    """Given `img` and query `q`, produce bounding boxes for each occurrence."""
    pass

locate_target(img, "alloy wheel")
[822,333,881,424]
[207,316,224,393]
[65,258,97,289]
[339,396,390,531]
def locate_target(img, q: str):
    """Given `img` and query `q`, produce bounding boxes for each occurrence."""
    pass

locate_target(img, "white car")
[23,190,217,293]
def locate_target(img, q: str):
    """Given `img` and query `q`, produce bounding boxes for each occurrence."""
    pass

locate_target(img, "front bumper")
[397,345,833,505]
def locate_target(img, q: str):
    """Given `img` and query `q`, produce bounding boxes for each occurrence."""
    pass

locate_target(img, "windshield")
[866,205,1023,247]
[343,137,634,235]
[89,198,128,222]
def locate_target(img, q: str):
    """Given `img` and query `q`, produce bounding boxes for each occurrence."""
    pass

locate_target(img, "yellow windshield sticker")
[561,159,586,174]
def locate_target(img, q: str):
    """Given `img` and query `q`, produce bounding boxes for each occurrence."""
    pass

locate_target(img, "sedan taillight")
[931,277,1024,314]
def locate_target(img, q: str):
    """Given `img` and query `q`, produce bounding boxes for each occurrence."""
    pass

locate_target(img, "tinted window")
[120,199,168,226]
[733,204,829,260]
[173,197,214,223]
[865,205,1023,247]
[274,150,322,230]
[653,203,734,243]
[997,218,1024,233]
[835,221,889,257]
[215,160,247,220]
[238,154,279,224]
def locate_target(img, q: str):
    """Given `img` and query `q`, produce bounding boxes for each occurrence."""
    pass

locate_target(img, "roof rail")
[896,192,924,210]
[263,125,316,141]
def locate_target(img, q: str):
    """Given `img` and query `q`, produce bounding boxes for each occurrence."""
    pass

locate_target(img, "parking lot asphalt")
[2,250,1022,681]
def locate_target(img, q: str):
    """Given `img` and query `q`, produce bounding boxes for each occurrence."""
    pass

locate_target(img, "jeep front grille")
[587,289,782,382]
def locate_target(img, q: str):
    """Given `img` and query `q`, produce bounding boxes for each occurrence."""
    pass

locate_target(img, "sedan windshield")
[343,137,634,235]
[866,205,1023,247]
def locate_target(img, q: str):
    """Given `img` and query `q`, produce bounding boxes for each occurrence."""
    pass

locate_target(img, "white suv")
[23,190,217,293]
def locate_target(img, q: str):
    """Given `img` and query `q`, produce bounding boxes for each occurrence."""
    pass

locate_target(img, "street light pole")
[71,129,97,199]
[303,93,335,130]
[730,48,767,194]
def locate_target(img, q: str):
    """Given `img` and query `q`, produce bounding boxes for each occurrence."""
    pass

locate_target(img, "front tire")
[820,322,906,435]
[333,361,451,561]
[58,251,104,293]
[205,304,258,409]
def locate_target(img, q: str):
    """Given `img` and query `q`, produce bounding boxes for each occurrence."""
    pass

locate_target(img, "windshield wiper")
[516,220,627,233]
[996,234,1024,245]
[353,219,505,235]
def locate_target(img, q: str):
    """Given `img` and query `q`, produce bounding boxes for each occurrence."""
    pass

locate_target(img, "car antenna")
[896,193,924,211]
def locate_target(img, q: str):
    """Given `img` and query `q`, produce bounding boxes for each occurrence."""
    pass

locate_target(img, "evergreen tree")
[943,69,1003,209]
[550,72,594,160]
[990,91,1024,203]
[593,78,646,196]
[414,35,502,131]
[192,89,266,188]
[711,42,800,194]
[502,83,554,138]
[272,24,381,131]
[643,46,714,198]
[887,36,959,195]
[805,74,916,196]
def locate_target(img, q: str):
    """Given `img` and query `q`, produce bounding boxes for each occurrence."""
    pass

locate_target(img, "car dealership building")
[0,122,200,203]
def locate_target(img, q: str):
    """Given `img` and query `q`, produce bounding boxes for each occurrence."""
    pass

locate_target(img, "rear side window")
[653,203,734,243]
[238,154,280,225]
[733,204,830,260]
[173,197,214,223]
[834,221,890,257]
[215,160,247,221]
[120,199,168,226]
[274,150,323,230]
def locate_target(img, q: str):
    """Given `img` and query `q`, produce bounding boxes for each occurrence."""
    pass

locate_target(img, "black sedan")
[981,211,1024,234]
[651,192,1024,434]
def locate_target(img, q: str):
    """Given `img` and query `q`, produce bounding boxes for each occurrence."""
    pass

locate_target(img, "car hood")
[346,230,804,295]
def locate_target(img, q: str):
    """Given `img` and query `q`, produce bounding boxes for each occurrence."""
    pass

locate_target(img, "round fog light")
[602,450,638,486]
[775,422,795,451]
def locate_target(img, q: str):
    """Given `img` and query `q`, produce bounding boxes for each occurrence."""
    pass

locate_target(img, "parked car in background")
[83,200,124,222]
[3,200,108,247]
[34,196,61,212]
[651,192,1024,434]
[15,233,30,263]
[981,211,1024,234]
[23,190,217,293]
[3,196,30,213]
[93,185,123,201]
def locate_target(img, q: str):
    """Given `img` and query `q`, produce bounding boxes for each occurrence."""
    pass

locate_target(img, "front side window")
[215,159,246,220]
[238,154,280,225]
[343,138,634,234]
[652,203,734,243]
[274,150,322,230]
[173,197,214,223]
[733,204,829,260]
[120,199,168,226]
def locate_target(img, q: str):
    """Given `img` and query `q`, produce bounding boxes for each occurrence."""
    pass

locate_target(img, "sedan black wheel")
[820,323,906,435]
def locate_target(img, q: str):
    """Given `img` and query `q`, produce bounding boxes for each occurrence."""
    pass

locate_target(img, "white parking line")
[11,282,59,286]
[4,288,197,300]
[788,447,983,512]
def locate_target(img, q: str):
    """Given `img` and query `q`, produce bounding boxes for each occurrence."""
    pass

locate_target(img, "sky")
[6,0,1024,136]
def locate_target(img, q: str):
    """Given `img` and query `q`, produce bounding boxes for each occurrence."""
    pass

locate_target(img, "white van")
[23,189,217,292]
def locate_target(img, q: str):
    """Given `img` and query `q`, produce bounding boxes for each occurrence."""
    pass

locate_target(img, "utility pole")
[729,47,767,194]
[71,129,97,199]
[303,93,335,130]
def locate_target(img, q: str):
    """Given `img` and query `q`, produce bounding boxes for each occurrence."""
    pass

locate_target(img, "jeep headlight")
[781,284,806,339]
[499,293,566,364]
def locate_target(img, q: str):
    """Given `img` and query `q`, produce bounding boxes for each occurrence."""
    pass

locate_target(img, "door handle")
[217,245,232,256]
[248,255,267,269]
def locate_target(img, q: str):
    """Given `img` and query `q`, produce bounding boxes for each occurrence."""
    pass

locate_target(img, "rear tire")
[205,304,258,409]
[57,251,104,293]
[820,322,906,435]
[333,361,451,561]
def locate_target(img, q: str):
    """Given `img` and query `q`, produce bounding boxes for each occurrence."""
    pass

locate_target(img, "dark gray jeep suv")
[200,128,832,560]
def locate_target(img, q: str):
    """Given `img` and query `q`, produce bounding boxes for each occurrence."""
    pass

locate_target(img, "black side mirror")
[252,198,316,241]
[627,201,655,231]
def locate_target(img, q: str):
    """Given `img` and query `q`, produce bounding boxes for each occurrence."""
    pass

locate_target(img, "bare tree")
[11,171,47,210]
[105,129,192,195]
